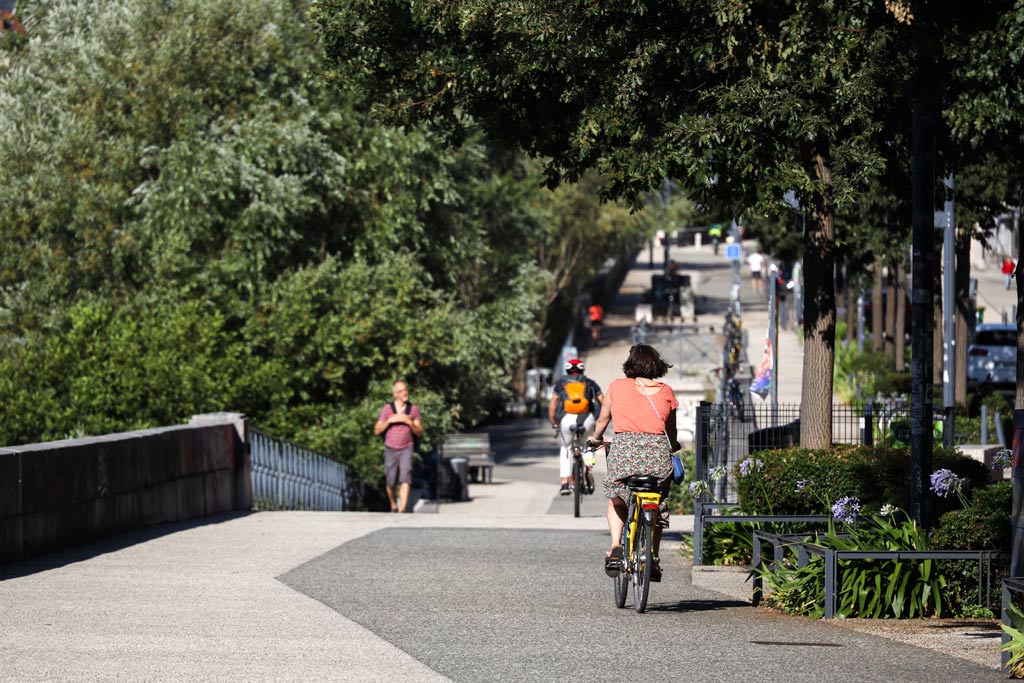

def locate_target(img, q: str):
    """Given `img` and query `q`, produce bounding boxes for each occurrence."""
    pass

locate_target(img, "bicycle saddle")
[623,475,662,492]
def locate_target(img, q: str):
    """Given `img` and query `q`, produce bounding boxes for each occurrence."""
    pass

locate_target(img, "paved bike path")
[281,526,998,683]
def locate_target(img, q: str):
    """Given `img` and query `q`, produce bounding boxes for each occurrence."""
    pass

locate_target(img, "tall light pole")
[941,171,956,448]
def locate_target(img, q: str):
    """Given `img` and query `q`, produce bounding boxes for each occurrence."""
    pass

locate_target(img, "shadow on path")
[0,511,250,581]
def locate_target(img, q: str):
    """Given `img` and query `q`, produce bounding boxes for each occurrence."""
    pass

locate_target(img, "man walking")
[374,380,423,513]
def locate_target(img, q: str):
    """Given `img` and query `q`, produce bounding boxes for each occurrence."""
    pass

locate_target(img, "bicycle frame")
[615,483,662,613]
[625,491,661,561]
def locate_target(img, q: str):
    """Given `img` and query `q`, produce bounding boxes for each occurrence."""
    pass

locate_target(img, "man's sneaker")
[650,556,663,582]
[585,469,595,494]
[559,483,571,496]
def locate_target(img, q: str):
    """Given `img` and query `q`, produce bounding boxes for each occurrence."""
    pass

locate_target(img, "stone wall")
[0,417,251,564]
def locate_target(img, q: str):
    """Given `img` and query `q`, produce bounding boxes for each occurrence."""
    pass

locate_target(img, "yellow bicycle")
[613,474,663,613]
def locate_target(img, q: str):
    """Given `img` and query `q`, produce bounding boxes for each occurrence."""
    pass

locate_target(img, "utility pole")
[769,268,779,426]
[942,171,956,448]
[729,219,742,315]
[910,105,937,527]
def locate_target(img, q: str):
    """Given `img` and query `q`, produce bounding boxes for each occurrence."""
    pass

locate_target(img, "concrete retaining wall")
[0,417,251,564]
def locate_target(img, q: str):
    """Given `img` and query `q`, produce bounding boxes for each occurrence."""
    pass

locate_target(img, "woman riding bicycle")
[588,344,680,582]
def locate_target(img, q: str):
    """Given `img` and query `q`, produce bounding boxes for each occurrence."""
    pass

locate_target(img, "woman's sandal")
[605,546,623,577]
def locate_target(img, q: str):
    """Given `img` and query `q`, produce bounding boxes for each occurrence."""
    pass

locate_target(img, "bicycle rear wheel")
[613,513,630,608]
[632,514,653,613]
[572,454,583,518]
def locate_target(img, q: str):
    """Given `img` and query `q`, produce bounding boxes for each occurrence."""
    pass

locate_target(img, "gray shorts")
[384,446,414,488]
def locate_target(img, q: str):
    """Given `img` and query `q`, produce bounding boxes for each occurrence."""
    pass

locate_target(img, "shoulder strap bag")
[638,381,685,485]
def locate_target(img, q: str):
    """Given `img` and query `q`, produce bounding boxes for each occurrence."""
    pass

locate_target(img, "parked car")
[967,323,1016,389]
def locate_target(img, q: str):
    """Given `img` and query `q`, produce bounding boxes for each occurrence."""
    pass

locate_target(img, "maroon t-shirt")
[378,402,422,449]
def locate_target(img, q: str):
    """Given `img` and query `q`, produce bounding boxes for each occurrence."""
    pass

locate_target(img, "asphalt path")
[281,527,1000,683]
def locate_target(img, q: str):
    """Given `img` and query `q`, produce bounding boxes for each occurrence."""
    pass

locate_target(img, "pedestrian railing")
[695,399,927,505]
[752,529,994,618]
[250,429,351,511]
[692,502,829,565]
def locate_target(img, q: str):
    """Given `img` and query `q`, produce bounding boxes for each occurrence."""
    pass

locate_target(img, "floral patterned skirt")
[604,431,673,528]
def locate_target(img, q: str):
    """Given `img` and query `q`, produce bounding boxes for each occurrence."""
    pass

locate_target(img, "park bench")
[439,433,496,484]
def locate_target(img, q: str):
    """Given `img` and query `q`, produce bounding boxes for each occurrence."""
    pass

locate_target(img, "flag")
[749,338,772,398]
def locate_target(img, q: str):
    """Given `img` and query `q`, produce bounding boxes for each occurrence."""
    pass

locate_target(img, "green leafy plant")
[1002,601,1024,678]
[959,604,995,619]
[761,515,950,618]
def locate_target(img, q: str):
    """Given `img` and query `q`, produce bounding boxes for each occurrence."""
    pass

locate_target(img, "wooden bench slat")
[439,433,495,484]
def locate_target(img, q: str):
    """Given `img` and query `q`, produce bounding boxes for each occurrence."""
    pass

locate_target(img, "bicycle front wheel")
[632,514,653,613]
[572,455,583,518]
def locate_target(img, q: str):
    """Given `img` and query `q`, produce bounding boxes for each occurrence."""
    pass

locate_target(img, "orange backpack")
[563,381,589,414]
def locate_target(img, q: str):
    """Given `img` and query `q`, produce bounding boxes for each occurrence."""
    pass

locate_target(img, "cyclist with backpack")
[373,380,423,513]
[548,358,604,496]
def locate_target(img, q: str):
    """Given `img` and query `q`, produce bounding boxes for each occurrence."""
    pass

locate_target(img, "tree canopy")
[0,0,644,501]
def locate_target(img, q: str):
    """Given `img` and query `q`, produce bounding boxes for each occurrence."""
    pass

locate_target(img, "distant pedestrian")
[1003,257,1015,290]
[373,380,423,513]
[588,303,605,344]
[747,251,765,293]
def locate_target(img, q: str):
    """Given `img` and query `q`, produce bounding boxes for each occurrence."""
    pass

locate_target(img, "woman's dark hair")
[622,344,672,379]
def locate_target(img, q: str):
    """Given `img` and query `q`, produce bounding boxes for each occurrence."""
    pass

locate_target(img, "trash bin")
[748,419,801,453]
[449,457,470,502]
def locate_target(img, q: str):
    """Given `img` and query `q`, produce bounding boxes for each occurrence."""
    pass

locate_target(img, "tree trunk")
[955,228,970,405]
[872,256,884,351]
[895,255,907,372]
[885,259,896,358]
[799,138,837,449]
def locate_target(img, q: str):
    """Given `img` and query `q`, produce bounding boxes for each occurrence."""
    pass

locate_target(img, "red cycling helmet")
[564,358,585,375]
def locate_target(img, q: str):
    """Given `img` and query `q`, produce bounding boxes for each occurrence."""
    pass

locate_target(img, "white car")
[966,323,1016,389]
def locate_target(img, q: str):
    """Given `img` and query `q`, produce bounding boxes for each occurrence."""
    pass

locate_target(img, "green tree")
[316,0,917,447]
[0,0,639,500]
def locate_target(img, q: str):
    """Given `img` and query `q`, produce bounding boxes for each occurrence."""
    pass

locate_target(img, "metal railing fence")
[250,429,351,511]
[696,400,918,503]
[752,529,994,618]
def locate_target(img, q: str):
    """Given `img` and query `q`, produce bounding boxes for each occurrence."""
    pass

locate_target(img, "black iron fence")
[695,400,936,503]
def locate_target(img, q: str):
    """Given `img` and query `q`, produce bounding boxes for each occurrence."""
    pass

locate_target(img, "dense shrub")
[932,481,1011,551]
[733,445,988,518]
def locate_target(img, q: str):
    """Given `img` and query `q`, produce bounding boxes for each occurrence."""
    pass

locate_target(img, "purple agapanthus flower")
[831,496,861,525]
[795,479,810,493]
[688,480,709,496]
[929,469,965,498]
[993,449,1013,470]
[708,465,728,481]
[739,458,765,477]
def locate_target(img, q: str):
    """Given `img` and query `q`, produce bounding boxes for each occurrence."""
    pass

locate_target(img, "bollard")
[862,402,874,447]
[982,405,989,445]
